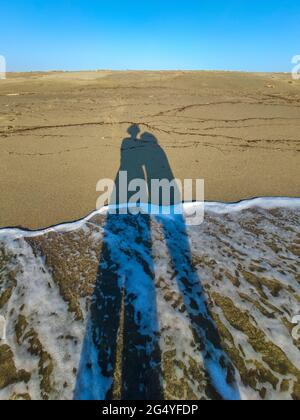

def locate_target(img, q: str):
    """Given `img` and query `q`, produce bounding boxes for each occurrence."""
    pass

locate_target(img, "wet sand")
[0,70,299,229]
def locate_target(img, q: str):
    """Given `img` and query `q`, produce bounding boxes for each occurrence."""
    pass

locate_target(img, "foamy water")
[0,197,299,400]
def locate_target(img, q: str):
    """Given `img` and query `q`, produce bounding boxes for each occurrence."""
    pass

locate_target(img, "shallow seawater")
[0,198,299,400]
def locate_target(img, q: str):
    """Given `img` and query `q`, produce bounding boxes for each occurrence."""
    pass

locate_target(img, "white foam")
[0,196,299,400]
[0,197,299,240]
[0,316,6,342]
[203,197,300,214]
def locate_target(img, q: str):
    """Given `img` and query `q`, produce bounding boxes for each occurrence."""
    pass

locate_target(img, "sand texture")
[0,71,299,229]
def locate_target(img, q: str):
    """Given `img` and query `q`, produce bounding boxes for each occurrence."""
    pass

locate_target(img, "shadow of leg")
[74,216,122,400]
[121,214,163,400]
[157,213,240,400]
[75,213,163,400]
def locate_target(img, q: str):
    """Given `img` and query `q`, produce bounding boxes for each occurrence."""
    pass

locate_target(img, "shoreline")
[0,196,299,236]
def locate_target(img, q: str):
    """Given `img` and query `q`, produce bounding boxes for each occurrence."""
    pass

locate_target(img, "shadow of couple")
[75,125,240,400]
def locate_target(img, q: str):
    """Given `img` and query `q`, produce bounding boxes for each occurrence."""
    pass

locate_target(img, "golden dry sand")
[0,71,299,229]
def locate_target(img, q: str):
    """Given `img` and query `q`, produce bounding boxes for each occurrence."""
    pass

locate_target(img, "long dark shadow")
[141,130,240,400]
[75,125,240,400]
[75,125,163,400]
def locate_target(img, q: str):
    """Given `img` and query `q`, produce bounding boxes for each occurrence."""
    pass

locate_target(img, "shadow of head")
[127,124,141,140]
[140,132,158,144]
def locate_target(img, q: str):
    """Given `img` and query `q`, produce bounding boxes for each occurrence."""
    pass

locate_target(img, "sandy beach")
[0,70,299,229]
